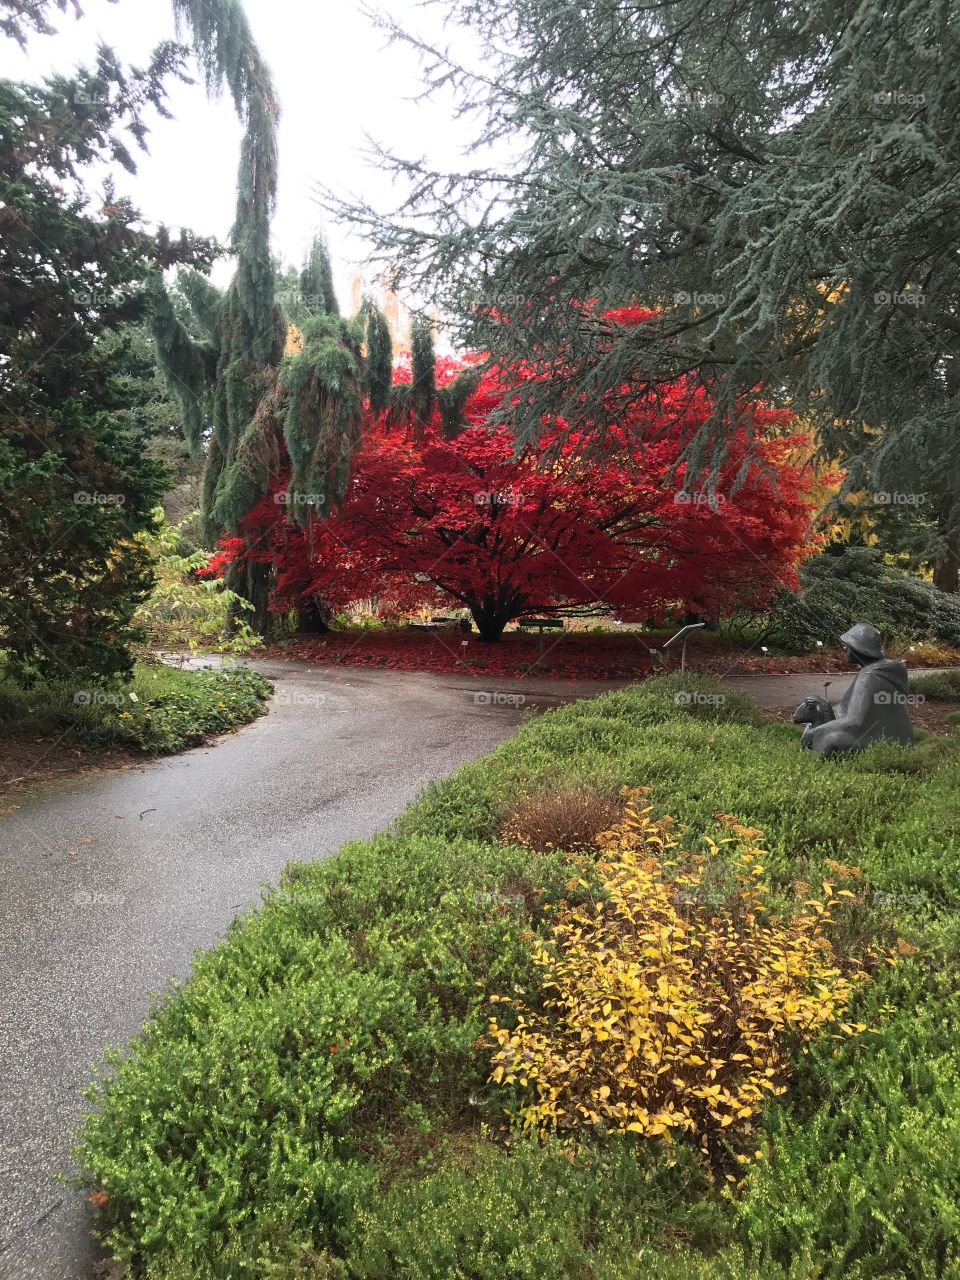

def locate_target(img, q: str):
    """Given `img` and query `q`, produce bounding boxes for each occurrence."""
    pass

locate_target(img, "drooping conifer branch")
[171,0,278,363]
[145,9,373,632]
[410,314,436,434]
[279,307,366,525]
[359,298,393,416]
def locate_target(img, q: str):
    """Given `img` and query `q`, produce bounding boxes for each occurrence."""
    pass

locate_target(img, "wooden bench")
[410,616,463,631]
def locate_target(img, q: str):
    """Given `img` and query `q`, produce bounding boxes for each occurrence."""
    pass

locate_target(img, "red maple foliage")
[209,319,817,643]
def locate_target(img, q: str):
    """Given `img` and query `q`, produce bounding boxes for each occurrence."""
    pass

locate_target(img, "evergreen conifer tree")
[360,299,394,417]
[278,247,365,525]
[145,7,368,631]
[328,0,960,587]
[410,314,436,437]
[0,29,216,678]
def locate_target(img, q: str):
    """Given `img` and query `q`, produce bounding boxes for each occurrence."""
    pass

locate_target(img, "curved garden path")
[0,660,936,1278]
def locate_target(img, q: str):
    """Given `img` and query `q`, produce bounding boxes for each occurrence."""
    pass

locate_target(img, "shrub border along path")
[72,672,960,1280]
[0,663,272,795]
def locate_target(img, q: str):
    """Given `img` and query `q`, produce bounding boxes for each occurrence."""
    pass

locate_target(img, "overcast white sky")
[0,0,493,307]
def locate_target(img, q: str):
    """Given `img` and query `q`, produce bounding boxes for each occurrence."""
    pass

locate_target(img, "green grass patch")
[0,659,271,754]
[74,674,960,1278]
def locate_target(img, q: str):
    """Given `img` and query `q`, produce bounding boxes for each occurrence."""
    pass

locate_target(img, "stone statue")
[793,623,914,756]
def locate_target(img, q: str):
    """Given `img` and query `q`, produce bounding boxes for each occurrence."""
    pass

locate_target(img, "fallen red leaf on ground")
[259,629,959,681]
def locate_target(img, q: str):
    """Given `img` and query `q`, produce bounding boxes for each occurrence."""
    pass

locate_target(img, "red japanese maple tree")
[211,345,817,642]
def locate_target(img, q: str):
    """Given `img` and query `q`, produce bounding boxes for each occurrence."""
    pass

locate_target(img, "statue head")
[839,623,884,668]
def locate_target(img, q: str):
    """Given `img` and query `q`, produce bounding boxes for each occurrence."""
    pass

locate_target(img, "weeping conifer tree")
[410,313,436,438]
[278,245,365,523]
[277,246,366,632]
[359,298,393,417]
[143,0,282,629]
[385,310,479,439]
[301,234,340,318]
[436,366,483,440]
[147,2,366,634]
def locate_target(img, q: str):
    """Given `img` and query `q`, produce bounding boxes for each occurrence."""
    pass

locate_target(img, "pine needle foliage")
[323,0,960,575]
[0,0,80,46]
[147,275,218,460]
[278,311,365,525]
[276,236,340,329]
[142,10,366,629]
[170,0,278,365]
[0,16,216,678]
[147,0,283,558]
[437,366,483,439]
[175,268,224,345]
[359,298,394,416]
[298,233,340,318]
[410,313,437,431]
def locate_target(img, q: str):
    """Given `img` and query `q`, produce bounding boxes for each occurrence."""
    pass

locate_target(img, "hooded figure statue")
[795,624,914,756]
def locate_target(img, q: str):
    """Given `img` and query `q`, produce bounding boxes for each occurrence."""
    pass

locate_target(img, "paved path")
[0,660,947,1278]
[0,663,618,1280]
[722,666,944,708]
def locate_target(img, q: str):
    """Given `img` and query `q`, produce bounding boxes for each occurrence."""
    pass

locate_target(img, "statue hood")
[866,658,909,693]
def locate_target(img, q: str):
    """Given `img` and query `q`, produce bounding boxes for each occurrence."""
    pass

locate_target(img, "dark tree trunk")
[934,550,959,593]
[227,559,272,638]
[297,597,330,633]
[469,601,512,642]
[934,499,960,593]
[683,603,718,631]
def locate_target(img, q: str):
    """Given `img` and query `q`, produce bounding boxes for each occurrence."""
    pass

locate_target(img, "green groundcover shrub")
[767,546,960,652]
[912,668,960,702]
[75,674,960,1278]
[0,661,271,754]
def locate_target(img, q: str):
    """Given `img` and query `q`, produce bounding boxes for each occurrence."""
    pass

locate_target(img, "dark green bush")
[344,1138,727,1280]
[766,546,960,652]
[738,961,960,1279]
[76,835,578,1273]
[911,668,960,701]
[102,665,271,752]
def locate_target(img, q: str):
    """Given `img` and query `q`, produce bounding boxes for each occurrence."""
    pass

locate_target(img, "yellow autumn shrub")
[489,791,871,1160]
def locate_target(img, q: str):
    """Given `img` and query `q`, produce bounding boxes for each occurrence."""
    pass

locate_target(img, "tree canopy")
[209,332,816,641]
[0,0,308,664]
[324,0,960,586]
[0,34,216,678]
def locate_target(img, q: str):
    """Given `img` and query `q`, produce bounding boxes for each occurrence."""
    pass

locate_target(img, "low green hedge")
[403,672,960,902]
[75,674,960,1278]
[100,665,272,752]
[911,667,960,701]
[0,661,271,754]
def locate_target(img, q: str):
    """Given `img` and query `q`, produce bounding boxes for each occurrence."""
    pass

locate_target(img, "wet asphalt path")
[722,666,943,707]
[0,662,619,1280]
